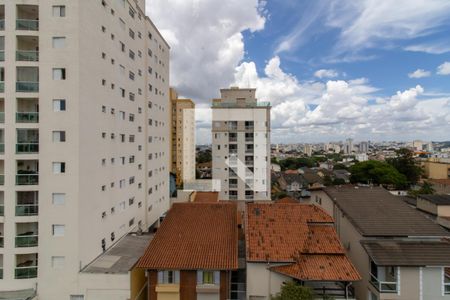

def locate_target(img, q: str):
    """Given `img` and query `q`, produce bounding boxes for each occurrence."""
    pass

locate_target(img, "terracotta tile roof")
[271,255,361,281]
[193,191,219,203]
[245,202,360,282]
[137,203,238,270]
[275,196,298,204]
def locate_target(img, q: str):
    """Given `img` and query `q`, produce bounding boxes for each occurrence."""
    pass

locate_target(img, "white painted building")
[0,0,170,299]
[211,87,271,201]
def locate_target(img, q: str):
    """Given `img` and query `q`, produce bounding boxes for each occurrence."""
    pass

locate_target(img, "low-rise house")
[416,194,450,230]
[136,202,239,300]
[430,179,450,195]
[333,169,351,183]
[278,173,305,192]
[312,186,450,300]
[245,202,360,299]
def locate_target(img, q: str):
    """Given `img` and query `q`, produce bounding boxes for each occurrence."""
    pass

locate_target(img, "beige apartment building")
[0,0,170,299]
[422,158,450,180]
[170,88,195,186]
[212,87,271,201]
[311,186,450,300]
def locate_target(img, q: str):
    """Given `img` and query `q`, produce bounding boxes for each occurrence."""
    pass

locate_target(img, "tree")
[279,157,317,170]
[332,178,346,185]
[333,163,348,170]
[409,181,435,197]
[387,148,423,186]
[271,281,315,300]
[350,160,407,189]
[323,175,333,186]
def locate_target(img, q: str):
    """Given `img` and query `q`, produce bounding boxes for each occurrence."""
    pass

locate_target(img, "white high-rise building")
[0,0,170,299]
[359,141,369,153]
[212,87,271,201]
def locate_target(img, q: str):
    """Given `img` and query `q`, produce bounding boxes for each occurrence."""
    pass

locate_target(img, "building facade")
[0,0,170,299]
[211,87,271,201]
[170,88,195,186]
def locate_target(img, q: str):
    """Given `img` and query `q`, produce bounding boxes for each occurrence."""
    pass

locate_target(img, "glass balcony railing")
[15,266,38,279]
[0,82,4,93]
[0,19,4,30]
[16,50,39,62]
[229,183,238,189]
[229,195,238,200]
[370,273,398,293]
[16,112,39,123]
[16,205,38,216]
[16,82,39,92]
[16,174,38,185]
[0,175,4,185]
[0,205,3,216]
[0,112,4,123]
[16,19,39,31]
[16,143,39,153]
[0,51,4,61]
[0,143,4,154]
[15,235,38,247]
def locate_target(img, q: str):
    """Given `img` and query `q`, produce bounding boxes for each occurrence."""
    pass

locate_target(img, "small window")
[51,256,65,269]
[52,131,66,142]
[52,5,66,17]
[53,68,66,80]
[53,99,66,111]
[52,37,66,48]
[158,270,180,284]
[53,162,66,174]
[52,224,65,237]
[52,193,65,205]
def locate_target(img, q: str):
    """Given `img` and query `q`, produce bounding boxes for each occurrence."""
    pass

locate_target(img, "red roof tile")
[193,191,219,203]
[137,203,238,270]
[275,197,298,204]
[303,225,345,254]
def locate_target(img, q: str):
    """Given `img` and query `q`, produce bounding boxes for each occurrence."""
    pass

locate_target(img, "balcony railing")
[0,82,4,93]
[245,160,254,166]
[245,149,254,154]
[15,266,38,279]
[0,205,3,216]
[16,174,39,185]
[245,126,254,130]
[370,273,398,293]
[0,143,4,154]
[229,149,238,154]
[16,82,39,92]
[15,235,38,247]
[16,143,39,154]
[16,19,39,31]
[245,138,254,142]
[0,51,4,61]
[229,195,238,200]
[0,174,4,185]
[0,112,4,123]
[16,50,39,62]
[229,183,238,189]
[245,195,254,200]
[229,136,237,142]
[16,112,39,123]
[16,205,38,216]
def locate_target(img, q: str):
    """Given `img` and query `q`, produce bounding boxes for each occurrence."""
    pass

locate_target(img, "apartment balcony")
[17,98,39,123]
[245,148,254,155]
[16,5,39,31]
[0,224,3,247]
[245,194,254,200]
[0,99,4,123]
[16,160,38,185]
[370,262,398,293]
[0,128,4,154]
[16,112,39,123]
[17,67,39,92]
[0,160,4,185]
[0,175,3,185]
[16,191,38,216]
[229,170,238,177]
[0,191,3,216]
[15,253,38,279]
[229,194,238,200]
[229,183,238,189]
[229,149,238,155]
[17,129,39,153]
[0,82,3,93]
[0,67,4,93]
[245,160,254,167]
[228,135,237,143]
[245,126,254,130]
[0,6,4,31]
[16,222,38,248]
[16,36,39,61]
[245,137,254,143]
[0,36,4,61]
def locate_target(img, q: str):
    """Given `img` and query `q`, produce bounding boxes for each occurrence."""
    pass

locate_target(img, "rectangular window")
[51,256,65,269]
[197,270,220,285]
[52,224,65,237]
[52,193,65,205]
[52,5,66,17]
[52,131,66,142]
[158,270,180,284]
[53,99,66,111]
[129,50,135,60]
[444,267,450,295]
[53,68,66,80]
[53,162,66,174]
[52,37,66,48]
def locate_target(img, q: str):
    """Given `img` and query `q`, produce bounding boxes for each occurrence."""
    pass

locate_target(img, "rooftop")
[137,203,238,270]
[245,202,360,282]
[418,194,450,205]
[193,191,219,203]
[82,233,153,274]
[324,186,450,237]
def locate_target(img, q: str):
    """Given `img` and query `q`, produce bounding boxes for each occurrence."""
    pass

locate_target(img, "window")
[129,29,135,39]
[53,68,66,80]
[52,193,65,205]
[158,270,180,284]
[444,267,450,295]
[53,162,66,174]
[52,5,66,17]
[52,37,66,48]
[129,197,134,205]
[129,218,135,227]
[52,256,65,269]
[52,224,65,237]
[52,131,66,142]
[129,50,135,60]
[197,271,220,285]
[53,99,66,111]
[120,42,125,52]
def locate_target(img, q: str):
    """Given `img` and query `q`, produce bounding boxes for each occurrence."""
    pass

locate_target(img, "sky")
[146,0,450,144]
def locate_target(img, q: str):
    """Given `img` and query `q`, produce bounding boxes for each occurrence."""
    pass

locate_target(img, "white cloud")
[314,69,339,79]
[437,61,450,75]
[146,0,266,102]
[405,42,450,54]
[408,69,431,78]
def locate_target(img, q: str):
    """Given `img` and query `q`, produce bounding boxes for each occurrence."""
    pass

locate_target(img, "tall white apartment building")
[0,0,170,299]
[212,87,271,201]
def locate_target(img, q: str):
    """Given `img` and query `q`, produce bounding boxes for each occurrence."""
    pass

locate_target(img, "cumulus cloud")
[146,0,266,102]
[408,69,431,78]
[437,62,450,75]
[314,69,339,79]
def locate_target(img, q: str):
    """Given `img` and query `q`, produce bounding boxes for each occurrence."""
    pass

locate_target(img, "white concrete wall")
[246,263,289,299]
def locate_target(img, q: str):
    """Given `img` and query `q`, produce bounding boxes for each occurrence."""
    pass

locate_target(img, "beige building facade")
[211,87,271,201]
[0,0,170,299]
[170,88,195,186]
[422,159,450,180]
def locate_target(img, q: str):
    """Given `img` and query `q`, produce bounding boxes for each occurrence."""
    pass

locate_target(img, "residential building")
[429,179,450,195]
[170,88,196,186]
[312,186,450,300]
[415,194,450,229]
[245,202,361,299]
[344,138,354,154]
[211,87,271,201]
[0,0,170,299]
[359,141,369,153]
[422,158,450,179]
[136,202,239,300]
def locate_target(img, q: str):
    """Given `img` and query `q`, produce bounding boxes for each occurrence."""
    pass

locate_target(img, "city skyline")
[147,0,450,144]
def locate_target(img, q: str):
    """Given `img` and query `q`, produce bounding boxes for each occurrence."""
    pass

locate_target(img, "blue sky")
[147,0,450,144]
